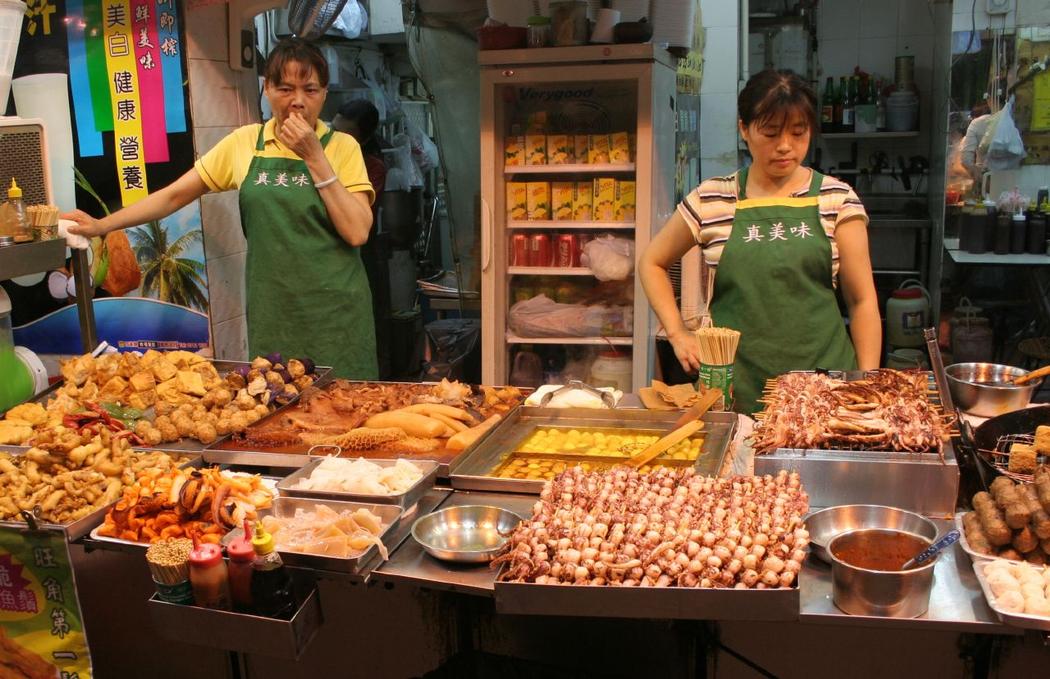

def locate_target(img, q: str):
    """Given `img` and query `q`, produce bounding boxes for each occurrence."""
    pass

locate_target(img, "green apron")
[239,126,378,379]
[710,168,856,413]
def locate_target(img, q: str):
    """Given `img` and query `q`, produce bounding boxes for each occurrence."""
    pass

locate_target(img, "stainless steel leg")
[70,248,97,352]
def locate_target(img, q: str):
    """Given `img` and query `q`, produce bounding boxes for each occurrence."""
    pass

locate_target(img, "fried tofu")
[128,390,157,410]
[99,375,129,401]
[176,370,207,396]
[5,402,47,426]
[151,358,178,383]
[0,421,33,445]
[129,371,157,392]
[1009,442,1038,474]
[1035,426,1050,455]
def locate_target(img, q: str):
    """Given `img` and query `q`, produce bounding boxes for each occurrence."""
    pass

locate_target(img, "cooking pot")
[958,404,1050,487]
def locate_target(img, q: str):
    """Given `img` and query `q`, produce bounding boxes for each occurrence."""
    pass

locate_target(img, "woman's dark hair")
[337,99,382,155]
[263,38,329,88]
[738,69,818,132]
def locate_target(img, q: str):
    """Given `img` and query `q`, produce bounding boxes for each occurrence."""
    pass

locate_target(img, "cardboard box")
[593,177,616,221]
[504,136,525,166]
[609,132,631,163]
[527,182,551,221]
[507,182,528,221]
[574,135,589,164]
[588,134,610,164]
[615,180,636,222]
[552,182,574,221]
[526,135,547,165]
[573,182,592,221]
[547,135,574,165]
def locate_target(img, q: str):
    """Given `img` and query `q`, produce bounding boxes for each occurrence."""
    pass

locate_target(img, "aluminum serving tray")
[0,449,201,541]
[277,457,439,509]
[753,371,960,517]
[973,560,1050,632]
[493,576,799,621]
[448,408,738,494]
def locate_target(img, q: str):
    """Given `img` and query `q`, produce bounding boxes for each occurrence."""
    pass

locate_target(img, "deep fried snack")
[973,491,1013,546]
[962,511,994,555]
[0,627,57,679]
[1021,484,1050,540]
[1012,524,1039,554]
[1035,466,1050,513]
[1008,443,1038,474]
[990,476,1031,530]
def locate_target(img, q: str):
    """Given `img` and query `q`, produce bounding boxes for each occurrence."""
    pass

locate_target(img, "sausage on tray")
[1012,524,1039,554]
[962,511,995,555]
[990,477,1032,530]
[1021,484,1050,540]
[973,491,1013,546]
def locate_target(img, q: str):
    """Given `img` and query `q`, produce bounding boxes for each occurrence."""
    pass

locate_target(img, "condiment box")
[147,581,322,659]
[276,457,439,509]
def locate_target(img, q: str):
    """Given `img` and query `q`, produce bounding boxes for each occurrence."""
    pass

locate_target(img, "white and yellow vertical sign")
[102,0,149,205]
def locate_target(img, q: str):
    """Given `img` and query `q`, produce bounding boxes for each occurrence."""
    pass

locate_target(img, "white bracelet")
[314,175,339,189]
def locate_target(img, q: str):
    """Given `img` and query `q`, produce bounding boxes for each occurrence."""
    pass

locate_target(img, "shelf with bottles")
[507,220,635,230]
[819,71,918,137]
[509,266,595,276]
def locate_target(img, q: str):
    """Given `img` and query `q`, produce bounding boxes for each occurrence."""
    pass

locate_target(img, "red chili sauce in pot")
[831,529,930,571]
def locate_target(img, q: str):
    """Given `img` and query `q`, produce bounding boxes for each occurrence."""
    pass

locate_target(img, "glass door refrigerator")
[479,44,677,392]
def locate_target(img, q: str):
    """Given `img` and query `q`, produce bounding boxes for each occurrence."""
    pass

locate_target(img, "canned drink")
[575,232,593,263]
[555,233,579,267]
[510,233,529,266]
[529,233,552,267]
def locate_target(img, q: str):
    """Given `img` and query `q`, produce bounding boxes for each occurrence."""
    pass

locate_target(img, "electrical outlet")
[986,0,1011,15]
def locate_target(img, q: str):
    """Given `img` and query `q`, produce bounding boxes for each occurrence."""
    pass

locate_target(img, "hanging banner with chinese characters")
[131,0,168,162]
[0,526,92,679]
[102,0,149,204]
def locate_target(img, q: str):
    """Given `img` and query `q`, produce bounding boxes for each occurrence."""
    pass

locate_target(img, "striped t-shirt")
[677,171,868,291]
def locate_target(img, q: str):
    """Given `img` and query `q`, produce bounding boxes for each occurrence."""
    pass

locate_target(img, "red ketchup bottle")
[227,521,255,613]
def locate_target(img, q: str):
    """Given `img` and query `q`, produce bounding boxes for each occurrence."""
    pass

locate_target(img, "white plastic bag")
[508,295,632,337]
[581,235,635,281]
[982,96,1026,171]
[332,1,368,39]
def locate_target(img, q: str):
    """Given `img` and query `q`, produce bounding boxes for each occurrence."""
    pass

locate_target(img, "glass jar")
[527,16,551,48]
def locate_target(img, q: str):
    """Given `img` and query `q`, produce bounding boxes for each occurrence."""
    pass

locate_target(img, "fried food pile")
[0,350,322,447]
[0,426,188,525]
[97,467,273,544]
[751,369,952,457]
[963,468,1050,564]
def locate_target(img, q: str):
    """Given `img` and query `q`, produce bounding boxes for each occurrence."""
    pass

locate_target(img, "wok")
[958,404,1050,489]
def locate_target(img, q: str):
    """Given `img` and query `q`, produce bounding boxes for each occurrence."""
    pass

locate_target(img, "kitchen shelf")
[504,163,635,175]
[508,220,635,230]
[508,266,595,276]
[0,238,66,280]
[506,332,633,346]
[821,131,919,139]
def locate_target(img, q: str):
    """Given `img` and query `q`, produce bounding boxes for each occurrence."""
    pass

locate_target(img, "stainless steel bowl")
[805,504,937,564]
[945,362,1041,418]
[828,528,937,618]
[411,505,523,563]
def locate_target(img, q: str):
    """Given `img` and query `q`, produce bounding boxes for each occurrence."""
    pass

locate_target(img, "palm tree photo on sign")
[130,222,209,312]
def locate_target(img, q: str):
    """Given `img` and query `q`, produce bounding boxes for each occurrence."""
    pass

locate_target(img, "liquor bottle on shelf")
[821,77,836,134]
[874,78,886,131]
[832,76,845,133]
[840,76,856,133]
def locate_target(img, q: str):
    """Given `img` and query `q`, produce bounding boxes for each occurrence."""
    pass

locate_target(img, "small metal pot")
[805,505,938,564]
[829,529,936,618]
[945,362,1041,418]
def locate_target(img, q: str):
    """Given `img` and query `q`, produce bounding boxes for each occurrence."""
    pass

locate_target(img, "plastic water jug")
[0,288,47,410]
[885,279,930,349]
[589,350,632,392]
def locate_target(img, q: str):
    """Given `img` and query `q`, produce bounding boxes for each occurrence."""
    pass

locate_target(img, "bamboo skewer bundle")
[694,327,741,366]
[26,204,59,240]
[145,538,192,585]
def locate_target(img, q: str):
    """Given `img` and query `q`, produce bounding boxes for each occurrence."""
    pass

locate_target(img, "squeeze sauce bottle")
[250,521,297,619]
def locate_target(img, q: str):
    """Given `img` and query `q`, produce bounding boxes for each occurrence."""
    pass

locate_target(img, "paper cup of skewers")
[27,204,59,241]
[694,327,741,410]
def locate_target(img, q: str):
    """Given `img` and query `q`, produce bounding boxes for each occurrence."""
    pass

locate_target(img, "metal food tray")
[0,449,201,542]
[973,560,1050,632]
[277,457,439,509]
[448,408,738,494]
[754,371,959,517]
[245,496,403,576]
[953,512,1027,565]
[205,380,529,472]
[494,576,798,621]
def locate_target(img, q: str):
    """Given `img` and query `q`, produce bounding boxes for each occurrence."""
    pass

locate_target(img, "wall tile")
[700,92,739,157]
[188,59,242,128]
[1018,0,1050,25]
[184,2,227,62]
[859,0,899,38]
[204,251,246,324]
[212,315,248,361]
[701,0,738,28]
[819,38,859,78]
[200,191,246,261]
[701,26,739,94]
[899,0,937,36]
[858,37,897,80]
[819,0,861,41]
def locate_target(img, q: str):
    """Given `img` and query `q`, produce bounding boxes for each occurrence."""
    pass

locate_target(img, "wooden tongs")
[1013,365,1050,386]
[626,389,722,468]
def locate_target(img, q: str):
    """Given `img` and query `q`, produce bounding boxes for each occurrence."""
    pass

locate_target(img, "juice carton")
[593,178,616,221]
[526,135,547,165]
[609,132,631,163]
[506,182,528,221]
[615,180,636,221]
[574,135,590,164]
[527,182,551,221]
[504,136,525,166]
[551,182,574,221]
[588,134,611,164]
[547,135,574,164]
[573,182,593,221]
